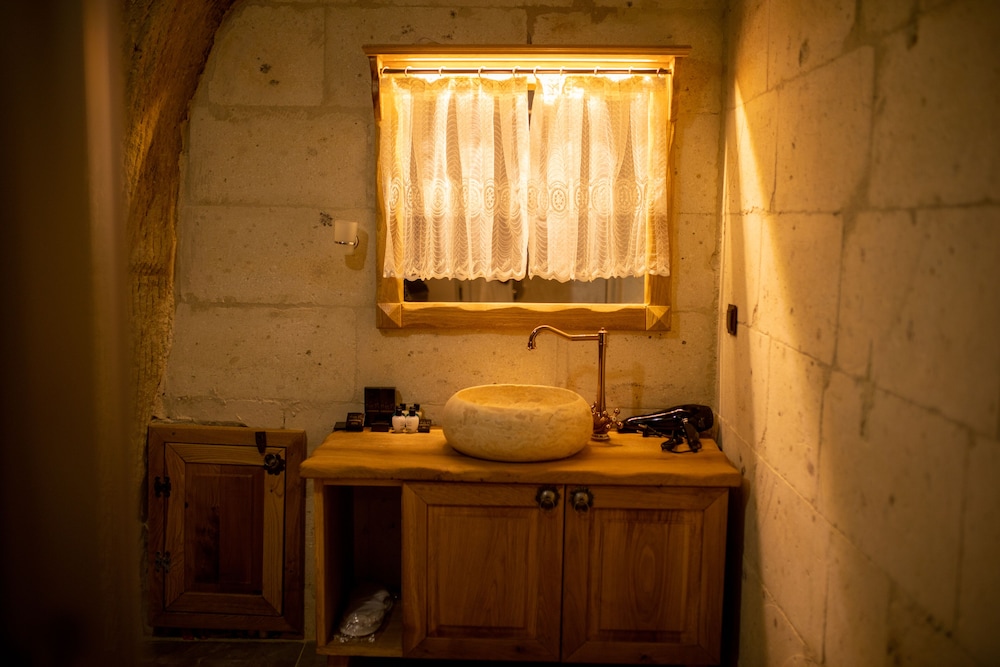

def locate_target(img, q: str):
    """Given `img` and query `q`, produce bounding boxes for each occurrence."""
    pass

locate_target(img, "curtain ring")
[404,66,411,77]
[478,66,483,78]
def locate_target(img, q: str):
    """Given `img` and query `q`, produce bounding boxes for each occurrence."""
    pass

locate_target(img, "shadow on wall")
[719,69,850,667]
[717,79,763,667]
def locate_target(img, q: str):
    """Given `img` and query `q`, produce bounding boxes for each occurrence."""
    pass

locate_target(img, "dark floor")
[141,640,440,666]
[141,640,595,666]
[141,639,327,666]
[141,640,618,666]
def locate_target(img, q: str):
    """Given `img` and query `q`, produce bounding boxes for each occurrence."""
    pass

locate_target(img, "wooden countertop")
[301,428,740,487]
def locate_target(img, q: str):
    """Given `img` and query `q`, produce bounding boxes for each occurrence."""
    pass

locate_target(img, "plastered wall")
[719,0,1000,664]
[161,0,726,640]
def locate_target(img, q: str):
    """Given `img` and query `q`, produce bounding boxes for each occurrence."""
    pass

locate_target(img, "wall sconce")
[334,220,359,247]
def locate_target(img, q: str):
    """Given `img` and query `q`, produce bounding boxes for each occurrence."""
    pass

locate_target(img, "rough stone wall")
[124,0,236,498]
[158,0,727,640]
[719,0,1000,664]
[124,0,239,634]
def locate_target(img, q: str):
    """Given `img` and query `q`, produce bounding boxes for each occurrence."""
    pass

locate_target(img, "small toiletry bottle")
[404,405,419,433]
[413,403,422,418]
[392,405,406,433]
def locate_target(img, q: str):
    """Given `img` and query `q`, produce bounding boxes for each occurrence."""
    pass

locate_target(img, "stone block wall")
[161,0,727,639]
[165,0,726,438]
[719,0,1000,664]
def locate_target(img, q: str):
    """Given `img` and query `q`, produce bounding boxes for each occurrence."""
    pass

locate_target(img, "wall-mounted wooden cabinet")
[147,424,305,635]
[302,430,739,665]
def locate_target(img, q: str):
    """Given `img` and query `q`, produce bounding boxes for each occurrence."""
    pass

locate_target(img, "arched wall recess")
[365,45,690,331]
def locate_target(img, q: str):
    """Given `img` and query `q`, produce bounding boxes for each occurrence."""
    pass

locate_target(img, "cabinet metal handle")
[571,488,593,512]
[536,486,560,510]
[263,452,285,475]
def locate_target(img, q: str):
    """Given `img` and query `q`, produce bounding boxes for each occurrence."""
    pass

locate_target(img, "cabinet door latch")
[153,475,171,498]
[155,551,172,573]
[263,452,285,475]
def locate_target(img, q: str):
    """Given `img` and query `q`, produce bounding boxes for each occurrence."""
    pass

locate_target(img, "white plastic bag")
[337,586,393,639]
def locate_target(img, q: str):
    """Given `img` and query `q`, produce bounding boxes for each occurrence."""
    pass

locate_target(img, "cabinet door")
[561,485,728,664]
[402,482,563,661]
[147,425,305,634]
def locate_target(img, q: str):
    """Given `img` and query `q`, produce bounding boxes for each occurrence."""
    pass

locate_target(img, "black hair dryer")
[619,404,714,452]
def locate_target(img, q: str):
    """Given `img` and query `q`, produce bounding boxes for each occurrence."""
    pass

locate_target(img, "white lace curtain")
[528,74,670,281]
[379,72,670,282]
[379,75,530,281]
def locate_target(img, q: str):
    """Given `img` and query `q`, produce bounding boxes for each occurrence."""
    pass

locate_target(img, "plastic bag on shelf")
[336,584,394,641]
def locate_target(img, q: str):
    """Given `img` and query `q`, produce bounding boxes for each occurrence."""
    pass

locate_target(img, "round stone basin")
[441,384,593,462]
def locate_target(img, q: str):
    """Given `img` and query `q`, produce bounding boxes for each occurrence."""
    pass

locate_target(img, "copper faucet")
[527,325,621,440]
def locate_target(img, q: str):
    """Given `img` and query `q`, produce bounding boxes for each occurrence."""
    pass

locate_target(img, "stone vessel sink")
[441,384,593,462]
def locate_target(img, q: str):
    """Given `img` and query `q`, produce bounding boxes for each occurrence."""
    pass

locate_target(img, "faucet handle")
[590,404,622,437]
[606,406,622,431]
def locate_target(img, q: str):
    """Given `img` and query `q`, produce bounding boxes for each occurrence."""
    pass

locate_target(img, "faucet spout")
[527,325,620,440]
[528,324,598,349]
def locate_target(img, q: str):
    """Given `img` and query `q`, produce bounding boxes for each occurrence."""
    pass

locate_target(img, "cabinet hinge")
[155,551,172,573]
[154,475,171,498]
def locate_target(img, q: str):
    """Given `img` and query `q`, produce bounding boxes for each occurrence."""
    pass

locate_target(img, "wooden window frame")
[366,45,690,331]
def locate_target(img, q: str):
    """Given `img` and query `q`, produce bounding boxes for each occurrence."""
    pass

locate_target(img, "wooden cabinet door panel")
[147,424,305,634]
[163,443,285,616]
[402,482,562,661]
[562,486,728,664]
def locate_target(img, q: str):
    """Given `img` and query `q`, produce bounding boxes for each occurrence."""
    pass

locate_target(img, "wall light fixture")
[334,219,359,247]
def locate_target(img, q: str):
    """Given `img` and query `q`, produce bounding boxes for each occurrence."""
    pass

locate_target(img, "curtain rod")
[379,66,672,76]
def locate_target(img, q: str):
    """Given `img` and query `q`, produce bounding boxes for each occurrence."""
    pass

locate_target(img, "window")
[366,46,689,330]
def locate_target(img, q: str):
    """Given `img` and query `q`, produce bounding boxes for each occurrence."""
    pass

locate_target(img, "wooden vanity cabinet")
[404,481,728,664]
[302,430,739,665]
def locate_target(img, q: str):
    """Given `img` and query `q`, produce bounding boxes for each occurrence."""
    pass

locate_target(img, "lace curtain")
[528,74,670,281]
[379,72,670,282]
[379,75,530,281]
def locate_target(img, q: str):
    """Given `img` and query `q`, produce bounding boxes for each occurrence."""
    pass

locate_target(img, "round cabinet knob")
[571,488,593,512]
[536,486,560,510]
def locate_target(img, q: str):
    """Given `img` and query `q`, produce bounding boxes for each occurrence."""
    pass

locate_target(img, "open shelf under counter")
[317,598,403,659]
[310,479,403,658]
